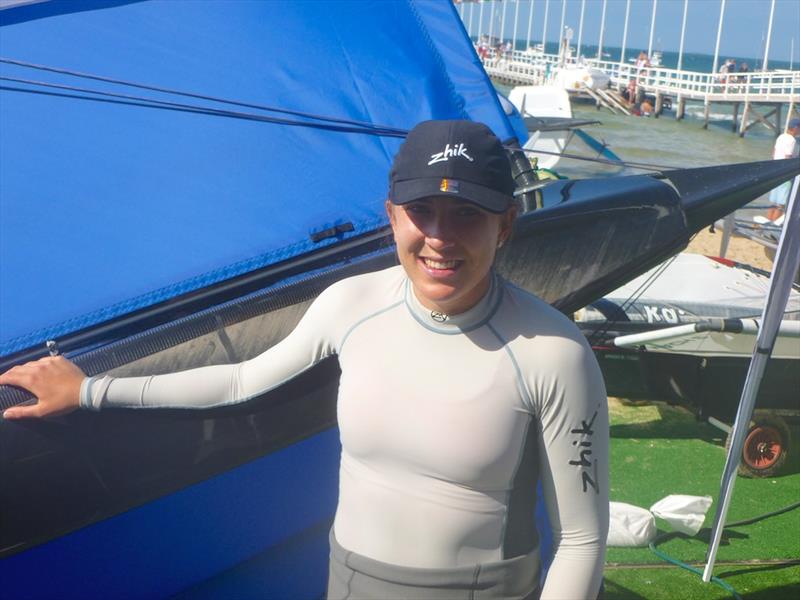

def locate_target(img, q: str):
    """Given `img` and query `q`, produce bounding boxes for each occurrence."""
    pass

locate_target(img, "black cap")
[389,120,514,213]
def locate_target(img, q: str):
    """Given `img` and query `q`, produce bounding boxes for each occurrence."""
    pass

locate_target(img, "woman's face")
[386,197,515,315]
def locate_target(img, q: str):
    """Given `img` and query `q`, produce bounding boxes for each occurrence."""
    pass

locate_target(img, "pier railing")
[481,49,800,104]
[589,58,799,103]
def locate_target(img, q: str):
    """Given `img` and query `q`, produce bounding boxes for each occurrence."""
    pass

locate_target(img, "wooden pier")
[483,50,800,136]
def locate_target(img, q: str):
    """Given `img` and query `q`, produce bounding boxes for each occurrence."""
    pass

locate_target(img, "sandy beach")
[685,226,773,271]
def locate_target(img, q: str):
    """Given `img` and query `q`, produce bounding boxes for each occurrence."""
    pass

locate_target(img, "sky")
[458,0,800,64]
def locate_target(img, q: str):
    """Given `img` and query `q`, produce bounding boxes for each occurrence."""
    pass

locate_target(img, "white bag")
[607,501,657,547]
[649,494,713,536]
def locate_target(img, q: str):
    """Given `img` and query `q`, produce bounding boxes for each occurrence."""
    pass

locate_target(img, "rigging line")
[509,144,679,172]
[0,80,407,138]
[0,57,408,136]
[585,255,679,344]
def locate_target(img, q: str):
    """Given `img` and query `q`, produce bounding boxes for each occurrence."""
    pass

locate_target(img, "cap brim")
[390,178,512,213]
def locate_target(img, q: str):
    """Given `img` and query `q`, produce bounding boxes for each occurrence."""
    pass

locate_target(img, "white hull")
[508,86,572,170]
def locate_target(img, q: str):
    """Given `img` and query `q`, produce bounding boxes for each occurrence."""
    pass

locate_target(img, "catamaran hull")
[577,253,800,421]
[587,336,799,422]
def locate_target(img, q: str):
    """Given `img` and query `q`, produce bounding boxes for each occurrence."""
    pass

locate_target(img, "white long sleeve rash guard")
[82,265,609,599]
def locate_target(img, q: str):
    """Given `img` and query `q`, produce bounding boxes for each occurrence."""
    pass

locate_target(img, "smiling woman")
[386,120,517,317]
[1,120,609,600]
[386,197,515,315]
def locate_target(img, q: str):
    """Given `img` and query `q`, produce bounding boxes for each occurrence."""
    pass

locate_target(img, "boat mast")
[677,0,688,71]
[647,0,658,59]
[597,0,607,60]
[712,0,726,75]
[763,0,776,71]
[526,0,535,51]
[513,0,521,52]
[468,1,475,40]
[577,0,586,59]
[620,0,630,66]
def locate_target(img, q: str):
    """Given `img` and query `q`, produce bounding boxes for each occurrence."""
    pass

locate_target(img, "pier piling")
[739,102,750,136]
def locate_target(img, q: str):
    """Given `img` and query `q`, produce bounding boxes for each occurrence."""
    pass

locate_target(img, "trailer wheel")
[728,416,791,478]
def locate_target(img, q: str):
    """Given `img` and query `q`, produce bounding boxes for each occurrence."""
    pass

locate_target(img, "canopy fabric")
[0,0,516,357]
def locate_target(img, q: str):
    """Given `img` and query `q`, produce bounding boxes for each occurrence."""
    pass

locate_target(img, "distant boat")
[508,86,573,170]
[507,85,621,173]
[551,63,611,91]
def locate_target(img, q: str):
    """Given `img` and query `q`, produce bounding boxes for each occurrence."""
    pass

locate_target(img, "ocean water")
[565,44,792,74]
[567,102,776,176]
[490,40,795,73]
[495,82,777,178]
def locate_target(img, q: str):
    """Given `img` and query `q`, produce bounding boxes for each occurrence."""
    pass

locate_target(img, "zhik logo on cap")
[427,143,474,165]
[389,120,514,213]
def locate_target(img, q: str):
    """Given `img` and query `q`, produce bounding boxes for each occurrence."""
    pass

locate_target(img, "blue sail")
[0,0,516,357]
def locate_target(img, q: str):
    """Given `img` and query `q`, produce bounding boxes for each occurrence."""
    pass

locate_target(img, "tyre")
[726,415,791,478]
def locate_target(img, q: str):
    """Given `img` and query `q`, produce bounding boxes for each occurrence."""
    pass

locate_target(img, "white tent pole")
[489,1,495,43]
[712,0,726,75]
[513,0,521,51]
[500,0,507,43]
[526,0,535,51]
[542,0,550,53]
[620,0,630,66]
[468,1,475,39]
[597,0,607,60]
[763,0,776,71]
[677,0,688,71]
[647,0,658,59]
[577,0,585,59]
[703,176,800,582]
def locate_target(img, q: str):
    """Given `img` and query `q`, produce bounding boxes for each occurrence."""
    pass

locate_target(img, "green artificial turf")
[604,565,800,600]
[604,399,800,599]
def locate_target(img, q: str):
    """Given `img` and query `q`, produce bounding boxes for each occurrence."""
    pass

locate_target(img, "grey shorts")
[326,530,540,600]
